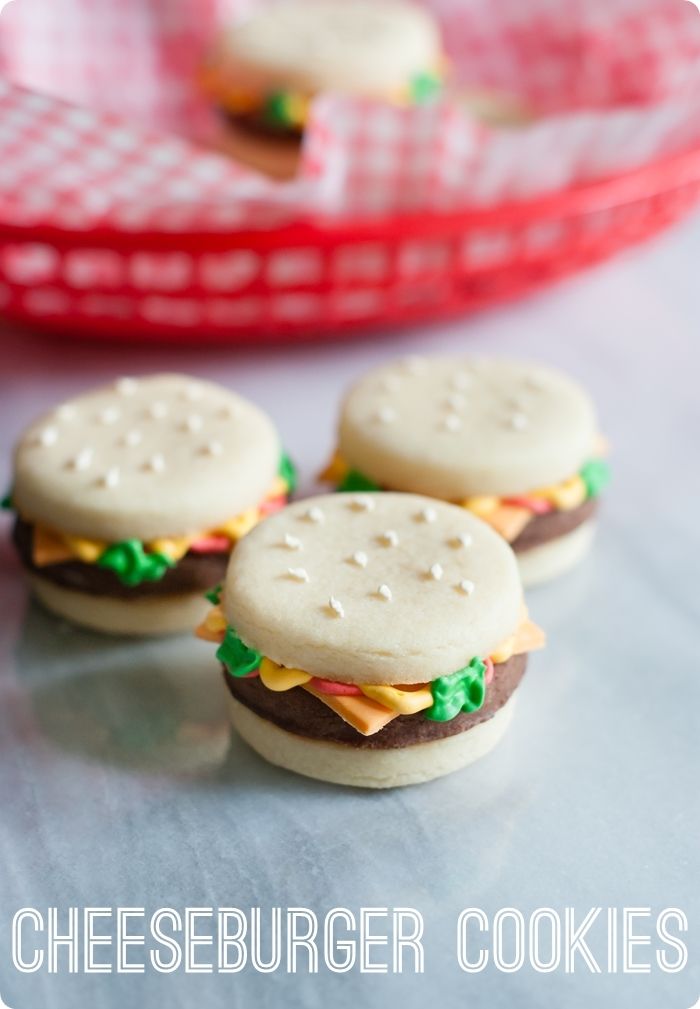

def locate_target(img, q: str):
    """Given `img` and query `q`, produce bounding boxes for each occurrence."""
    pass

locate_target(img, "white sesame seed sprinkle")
[123,429,142,447]
[70,447,93,471]
[459,579,475,595]
[418,506,437,523]
[328,596,345,617]
[116,377,138,396]
[100,466,120,489]
[350,551,368,568]
[56,404,76,421]
[442,413,462,432]
[510,412,528,431]
[374,405,397,424]
[452,532,473,549]
[37,426,59,447]
[202,440,223,457]
[184,383,203,401]
[284,533,302,550]
[428,562,443,581]
[149,401,168,419]
[379,529,399,547]
[183,413,203,432]
[146,453,166,473]
[350,495,374,512]
[99,406,120,425]
[377,584,393,601]
[445,392,466,410]
[304,506,324,523]
[288,567,309,582]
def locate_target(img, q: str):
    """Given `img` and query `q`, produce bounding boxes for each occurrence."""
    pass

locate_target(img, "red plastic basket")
[2,143,700,344]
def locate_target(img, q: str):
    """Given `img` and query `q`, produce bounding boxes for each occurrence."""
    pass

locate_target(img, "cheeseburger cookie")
[197,493,544,788]
[201,0,445,179]
[7,375,296,635]
[321,357,610,587]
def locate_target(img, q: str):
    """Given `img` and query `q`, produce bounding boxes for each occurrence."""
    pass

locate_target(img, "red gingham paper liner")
[1,0,700,225]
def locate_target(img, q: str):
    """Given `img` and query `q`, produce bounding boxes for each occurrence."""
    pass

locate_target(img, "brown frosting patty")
[12,517,228,599]
[511,497,598,553]
[225,653,527,750]
[220,108,303,143]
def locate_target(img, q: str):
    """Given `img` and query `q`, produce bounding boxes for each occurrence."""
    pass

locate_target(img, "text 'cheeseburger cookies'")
[197,493,544,788]
[6,375,296,636]
[201,0,445,179]
[321,357,611,587]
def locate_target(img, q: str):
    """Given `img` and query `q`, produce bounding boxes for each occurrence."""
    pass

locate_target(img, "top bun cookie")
[209,0,442,99]
[13,375,280,542]
[224,493,521,684]
[338,357,598,498]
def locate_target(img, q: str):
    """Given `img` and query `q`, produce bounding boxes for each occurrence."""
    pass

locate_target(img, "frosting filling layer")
[321,451,609,547]
[7,454,296,590]
[225,652,526,749]
[203,68,444,129]
[12,517,230,600]
[197,600,543,738]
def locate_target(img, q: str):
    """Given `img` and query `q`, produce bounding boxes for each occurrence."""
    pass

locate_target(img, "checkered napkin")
[1,0,700,225]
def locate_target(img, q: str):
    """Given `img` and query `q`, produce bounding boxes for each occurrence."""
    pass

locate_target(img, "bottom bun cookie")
[228,693,517,789]
[30,576,211,636]
[517,520,596,588]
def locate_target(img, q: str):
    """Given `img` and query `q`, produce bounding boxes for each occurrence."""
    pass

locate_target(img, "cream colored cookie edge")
[30,576,210,636]
[228,693,517,788]
[517,521,596,588]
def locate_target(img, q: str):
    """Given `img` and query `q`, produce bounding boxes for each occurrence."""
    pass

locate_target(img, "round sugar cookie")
[228,692,517,789]
[338,357,597,498]
[516,520,596,588]
[224,492,522,684]
[12,374,280,542]
[208,0,442,100]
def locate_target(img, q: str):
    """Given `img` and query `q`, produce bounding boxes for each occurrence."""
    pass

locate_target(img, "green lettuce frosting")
[205,583,223,605]
[337,469,381,493]
[97,539,175,587]
[425,657,487,722]
[580,458,611,499]
[410,71,442,103]
[279,452,298,495]
[217,626,262,678]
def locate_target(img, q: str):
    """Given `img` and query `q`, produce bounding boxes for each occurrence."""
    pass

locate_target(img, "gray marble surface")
[0,214,699,1009]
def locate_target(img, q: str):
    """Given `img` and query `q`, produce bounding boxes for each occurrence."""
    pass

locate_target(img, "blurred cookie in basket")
[5,375,297,636]
[320,357,611,588]
[201,0,445,180]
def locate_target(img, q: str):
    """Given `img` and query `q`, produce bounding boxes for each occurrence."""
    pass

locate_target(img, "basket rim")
[2,141,700,251]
